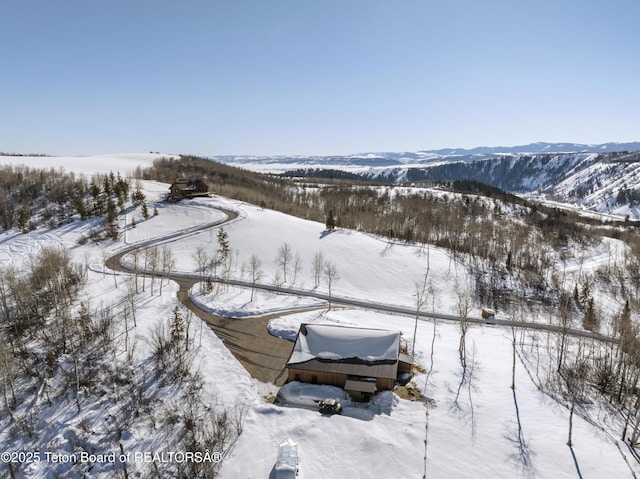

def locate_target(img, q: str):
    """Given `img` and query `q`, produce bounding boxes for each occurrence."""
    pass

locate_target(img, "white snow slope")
[0,153,638,478]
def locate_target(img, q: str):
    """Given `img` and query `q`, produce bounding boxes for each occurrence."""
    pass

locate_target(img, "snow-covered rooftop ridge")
[288,323,401,365]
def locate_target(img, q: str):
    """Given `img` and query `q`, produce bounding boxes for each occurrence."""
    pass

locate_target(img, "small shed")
[275,437,299,479]
[481,307,496,320]
[167,179,210,201]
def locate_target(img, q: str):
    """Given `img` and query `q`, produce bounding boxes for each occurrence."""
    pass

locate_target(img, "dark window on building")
[311,375,318,384]
[294,374,301,381]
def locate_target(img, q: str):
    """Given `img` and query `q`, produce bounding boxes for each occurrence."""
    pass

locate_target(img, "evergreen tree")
[117,192,125,212]
[107,198,116,224]
[618,299,632,335]
[74,197,87,220]
[583,297,598,331]
[141,202,149,220]
[17,207,29,232]
[217,228,230,262]
[131,188,146,205]
[103,175,111,196]
[579,279,591,308]
[89,180,101,200]
[91,196,103,217]
[325,210,336,231]
[170,305,185,346]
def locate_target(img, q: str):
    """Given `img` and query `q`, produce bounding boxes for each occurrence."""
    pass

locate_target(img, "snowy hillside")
[1,153,640,478]
[0,153,176,176]
[212,142,640,175]
[214,143,640,218]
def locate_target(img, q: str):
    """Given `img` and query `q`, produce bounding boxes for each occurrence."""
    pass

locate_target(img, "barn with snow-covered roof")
[286,323,412,401]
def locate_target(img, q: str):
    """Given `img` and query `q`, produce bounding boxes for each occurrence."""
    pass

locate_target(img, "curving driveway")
[105,204,616,386]
[105,207,306,385]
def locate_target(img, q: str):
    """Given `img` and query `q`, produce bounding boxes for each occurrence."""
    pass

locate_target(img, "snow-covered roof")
[288,324,400,365]
[276,437,298,476]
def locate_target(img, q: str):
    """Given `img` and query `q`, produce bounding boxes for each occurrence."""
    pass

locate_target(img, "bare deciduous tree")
[147,246,159,296]
[275,243,293,284]
[324,261,340,310]
[124,276,137,328]
[0,340,16,418]
[131,248,140,293]
[248,255,263,301]
[413,280,428,361]
[558,339,590,447]
[292,252,303,287]
[556,301,572,373]
[160,245,175,295]
[312,251,325,289]
[192,245,209,293]
[456,288,472,369]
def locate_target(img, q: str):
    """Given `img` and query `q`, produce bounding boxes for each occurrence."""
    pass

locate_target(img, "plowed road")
[106,205,614,385]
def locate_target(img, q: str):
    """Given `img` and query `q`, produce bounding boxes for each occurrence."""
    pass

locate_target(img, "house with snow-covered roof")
[167,179,210,201]
[286,323,412,401]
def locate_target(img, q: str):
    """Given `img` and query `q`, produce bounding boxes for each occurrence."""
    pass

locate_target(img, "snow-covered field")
[149,194,469,317]
[1,153,638,478]
[0,153,173,176]
[259,310,636,478]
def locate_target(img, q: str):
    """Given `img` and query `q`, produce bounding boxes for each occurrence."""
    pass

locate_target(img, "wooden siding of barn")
[287,367,395,391]
[287,358,397,379]
[288,368,347,388]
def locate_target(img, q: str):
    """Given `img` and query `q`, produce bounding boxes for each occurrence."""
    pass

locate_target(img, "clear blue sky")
[2,0,639,156]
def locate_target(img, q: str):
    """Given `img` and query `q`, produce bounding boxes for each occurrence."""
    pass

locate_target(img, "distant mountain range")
[420,141,640,156]
[212,142,640,169]
[212,142,640,219]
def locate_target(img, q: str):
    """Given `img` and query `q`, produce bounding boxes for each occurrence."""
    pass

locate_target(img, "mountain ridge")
[213,143,640,219]
[211,141,640,164]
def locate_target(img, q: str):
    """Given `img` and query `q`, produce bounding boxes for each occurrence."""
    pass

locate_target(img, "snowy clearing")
[1,154,638,478]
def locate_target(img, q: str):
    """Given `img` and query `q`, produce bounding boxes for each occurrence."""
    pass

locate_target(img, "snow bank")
[277,382,350,409]
[191,285,325,318]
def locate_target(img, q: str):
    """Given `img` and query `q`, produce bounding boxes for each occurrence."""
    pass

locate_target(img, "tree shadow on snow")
[504,388,535,478]
[569,446,584,479]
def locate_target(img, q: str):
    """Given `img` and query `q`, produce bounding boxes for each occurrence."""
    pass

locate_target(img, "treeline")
[282,168,386,183]
[0,165,155,240]
[522,297,640,449]
[0,152,50,157]
[141,156,640,314]
[0,247,240,477]
[140,156,619,307]
[616,186,640,206]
